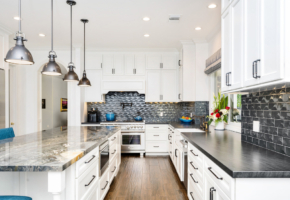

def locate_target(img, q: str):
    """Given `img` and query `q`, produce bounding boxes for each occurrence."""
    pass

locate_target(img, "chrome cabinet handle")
[153,135,159,136]
[190,192,194,200]
[101,63,102,68]
[160,63,163,68]
[170,142,172,144]
[190,174,198,183]
[178,60,181,66]
[111,137,116,141]
[175,149,178,157]
[190,150,198,156]
[112,166,116,173]
[190,162,198,170]
[85,175,96,187]
[168,134,170,140]
[208,167,223,180]
[227,72,231,86]
[85,155,96,164]
[101,181,109,190]
[210,187,216,200]
[153,146,159,148]
[153,127,159,128]
[253,59,261,79]
[111,149,116,154]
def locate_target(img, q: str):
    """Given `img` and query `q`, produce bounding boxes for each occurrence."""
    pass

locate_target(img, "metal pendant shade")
[42,0,62,76]
[63,0,79,82]
[4,0,34,65]
[78,19,91,87]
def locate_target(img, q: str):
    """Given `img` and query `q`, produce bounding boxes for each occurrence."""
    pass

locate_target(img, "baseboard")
[145,152,169,156]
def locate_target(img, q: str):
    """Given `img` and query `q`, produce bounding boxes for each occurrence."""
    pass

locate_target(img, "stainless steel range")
[100,121,145,157]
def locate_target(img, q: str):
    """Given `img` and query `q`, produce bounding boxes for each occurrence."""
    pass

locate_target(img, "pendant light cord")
[84,22,86,72]
[70,4,72,64]
[51,0,53,52]
[19,0,21,33]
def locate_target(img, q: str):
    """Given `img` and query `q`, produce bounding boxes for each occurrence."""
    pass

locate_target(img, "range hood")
[101,80,145,94]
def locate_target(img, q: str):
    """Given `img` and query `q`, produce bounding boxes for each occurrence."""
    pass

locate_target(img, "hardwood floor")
[104,154,188,200]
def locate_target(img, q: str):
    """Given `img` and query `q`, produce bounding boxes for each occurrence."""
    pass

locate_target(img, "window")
[229,94,242,123]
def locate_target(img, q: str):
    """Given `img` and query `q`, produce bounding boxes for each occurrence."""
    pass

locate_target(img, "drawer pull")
[112,166,117,173]
[111,137,116,141]
[153,135,160,136]
[190,174,198,183]
[153,146,159,148]
[190,150,198,156]
[190,162,198,170]
[101,181,109,190]
[85,155,96,164]
[153,127,159,128]
[111,149,116,154]
[208,167,223,180]
[190,192,194,200]
[85,175,96,187]
[210,187,216,200]
[170,142,172,144]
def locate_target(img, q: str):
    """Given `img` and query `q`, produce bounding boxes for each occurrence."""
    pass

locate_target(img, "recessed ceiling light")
[143,17,150,21]
[39,33,45,37]
[14,16,21,20]
[144,34,150,37]
[208,4,217,8]
[195,27,201,30]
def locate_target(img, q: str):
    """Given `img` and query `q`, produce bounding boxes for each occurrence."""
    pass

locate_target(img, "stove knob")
[131,126,133,128]
[134,126,136,128]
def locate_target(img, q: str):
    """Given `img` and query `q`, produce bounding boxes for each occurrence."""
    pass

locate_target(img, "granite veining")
[182,126,290,178]
[0,126,120,172]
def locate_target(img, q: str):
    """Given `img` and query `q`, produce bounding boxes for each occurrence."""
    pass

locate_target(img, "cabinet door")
[230,0,244,90]
[259,0,284,84]
[86,53,102,69]
[161,69,177,102]
[146,70,161,102]
[179,66,183,101]
[124,54,135,75]
[222,0,232,13]
[84,70,103,102]
[135,54,146,75]
[162,54,177,69]
[204,174,216,200]
[102,54,114,75]
[146,54,162,69]
[243,0,260,87]
[221,8,232,92]
[114,55,124,75]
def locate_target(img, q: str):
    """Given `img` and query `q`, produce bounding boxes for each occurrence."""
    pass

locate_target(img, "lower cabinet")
[205,174,230,200]
[145,125,169,155]
[99,169,110,200]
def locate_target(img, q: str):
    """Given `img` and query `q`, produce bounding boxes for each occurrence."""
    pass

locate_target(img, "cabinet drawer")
[109,156,118,183]
[188,154,203,181]
[76,163,98,200]
[99,169,110,200]
[146,131,168,141]
[146,141,168,152]
[188,163,203,196]
[146,125,168,131]
[76,147,99,178]
[86,187,97,200]
[188,179,203,200]
[204,157,234,199]
[109,133,118,146]
[188,143,203,167]
[110,143,117,162]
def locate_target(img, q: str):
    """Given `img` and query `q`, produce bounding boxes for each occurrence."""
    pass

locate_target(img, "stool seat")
[0,196,32,200]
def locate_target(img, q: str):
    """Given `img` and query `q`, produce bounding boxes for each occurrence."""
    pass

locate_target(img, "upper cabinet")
[222,0,232,14]
[146,53,178,70]
[84,69,104,102]
[221,0,287,92]
[86,53,102,69]
[102,54,124,75]
[124,54,146,75]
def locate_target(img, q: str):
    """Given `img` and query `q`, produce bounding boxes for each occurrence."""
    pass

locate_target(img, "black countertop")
[182,127,290,178]
[169,122,200,129]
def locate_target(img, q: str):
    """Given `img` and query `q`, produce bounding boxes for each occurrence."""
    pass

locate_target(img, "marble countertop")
[0,126,120,172]
[182,127,290,178]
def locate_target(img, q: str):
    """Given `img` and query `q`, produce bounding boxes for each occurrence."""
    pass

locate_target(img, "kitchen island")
[182,127,290,200]
[0,126,121,200]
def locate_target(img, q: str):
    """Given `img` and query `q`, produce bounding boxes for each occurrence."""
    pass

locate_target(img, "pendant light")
[4,0,34,65]
[78,19,91,87]
[41,0,62,76]
[63,0,79,82]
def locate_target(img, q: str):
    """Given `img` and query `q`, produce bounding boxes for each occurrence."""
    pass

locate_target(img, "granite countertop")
[81,122,101,125]
[0,126,120,172]
[182,127,290,178]
[146,122,200,129]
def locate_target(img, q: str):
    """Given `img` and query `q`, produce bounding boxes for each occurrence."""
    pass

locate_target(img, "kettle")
[106,111,115,121]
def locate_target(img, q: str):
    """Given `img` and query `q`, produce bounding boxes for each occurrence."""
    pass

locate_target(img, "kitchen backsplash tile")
[241,86,290,156]
[87,92,209,124]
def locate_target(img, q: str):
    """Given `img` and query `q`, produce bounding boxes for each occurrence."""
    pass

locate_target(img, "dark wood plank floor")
[104,154,188,200]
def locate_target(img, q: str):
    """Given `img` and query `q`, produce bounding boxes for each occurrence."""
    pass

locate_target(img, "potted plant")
[207,92,230,130]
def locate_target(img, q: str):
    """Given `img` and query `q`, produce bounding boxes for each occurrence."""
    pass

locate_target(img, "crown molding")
[0,23,13,35]
[86,47,179,53]
[180,40,195,45]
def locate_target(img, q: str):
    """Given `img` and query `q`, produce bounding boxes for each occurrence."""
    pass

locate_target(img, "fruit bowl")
[180,118,193,123]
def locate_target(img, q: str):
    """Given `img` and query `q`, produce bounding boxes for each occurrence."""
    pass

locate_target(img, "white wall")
[208,29,221,56]
[42,75,67,131]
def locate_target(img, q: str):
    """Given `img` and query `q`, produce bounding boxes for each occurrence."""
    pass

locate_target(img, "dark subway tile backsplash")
[242,86,290,156]
[87,92,209,124]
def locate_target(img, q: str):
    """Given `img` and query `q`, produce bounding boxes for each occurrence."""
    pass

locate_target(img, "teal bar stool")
[0,128,15,140]
[0,197,32,200]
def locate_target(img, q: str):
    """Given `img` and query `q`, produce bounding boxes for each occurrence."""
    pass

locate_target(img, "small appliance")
[106,111,115,121]
[87,108,99,123]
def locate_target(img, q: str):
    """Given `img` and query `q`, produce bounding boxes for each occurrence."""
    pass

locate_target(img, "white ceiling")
[0,0,221,49]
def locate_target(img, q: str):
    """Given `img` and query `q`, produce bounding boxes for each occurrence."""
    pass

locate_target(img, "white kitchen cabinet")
[146,125,169,155]
[86,52,103,69]
[113,54,124,75]
[103,54,124,75]
[205,174,231,200]
[161,69,178,102]
[125,54,146,75]
[178,66,183,101]
[102,54,114,75]
[146,70,161,102]
[84,69,104,102]
[146,54,162,69]
[162,54,177,69]
[222,0,232,14]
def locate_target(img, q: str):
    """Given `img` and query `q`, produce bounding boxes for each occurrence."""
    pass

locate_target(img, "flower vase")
[215,121,225,130]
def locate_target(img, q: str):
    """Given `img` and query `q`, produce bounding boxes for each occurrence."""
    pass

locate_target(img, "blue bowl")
[180,118,193,123]
[134,116,143,121]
